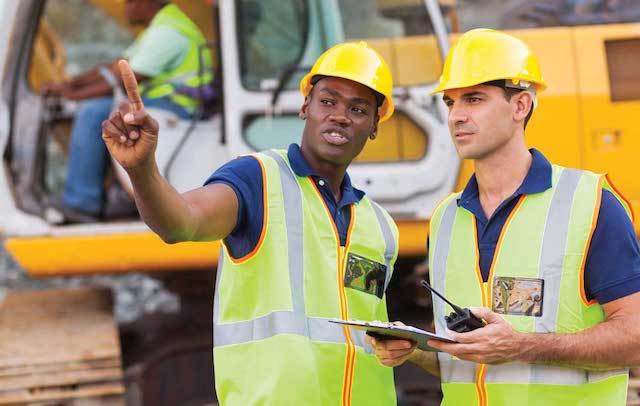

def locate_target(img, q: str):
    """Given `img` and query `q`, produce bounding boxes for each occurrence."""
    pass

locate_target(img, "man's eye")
[468,97,481,103]
[321,99,335,106]
[352,107,366,115]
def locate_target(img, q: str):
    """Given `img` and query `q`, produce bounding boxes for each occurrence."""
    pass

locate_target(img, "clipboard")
[329,319,456,352]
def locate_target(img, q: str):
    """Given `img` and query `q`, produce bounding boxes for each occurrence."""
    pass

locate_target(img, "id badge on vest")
[492,276,544,317]
[344,253,387,299]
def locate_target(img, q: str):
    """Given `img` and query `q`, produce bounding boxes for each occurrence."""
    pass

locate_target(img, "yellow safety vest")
[429,165,632,406]
[137,4,213,113]
[213,149,399,405]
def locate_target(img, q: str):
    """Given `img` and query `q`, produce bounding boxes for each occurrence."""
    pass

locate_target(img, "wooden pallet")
[0,288,124,405]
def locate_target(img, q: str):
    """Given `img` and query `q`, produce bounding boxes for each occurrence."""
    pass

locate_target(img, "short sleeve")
[125,25,191,77]
[204,156,264,259]
[584,190,640,303]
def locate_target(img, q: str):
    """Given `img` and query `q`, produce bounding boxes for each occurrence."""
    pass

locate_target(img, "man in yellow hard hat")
[369,28,640,405]
[102,42,398,405]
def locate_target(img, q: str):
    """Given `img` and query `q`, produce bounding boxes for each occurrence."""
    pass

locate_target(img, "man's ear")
[299,96,310,120]
[513,91,533,122]
[369,120,378,140]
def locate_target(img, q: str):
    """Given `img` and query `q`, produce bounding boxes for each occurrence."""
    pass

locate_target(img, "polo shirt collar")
[458,148,552,208]
[287,143,365,203]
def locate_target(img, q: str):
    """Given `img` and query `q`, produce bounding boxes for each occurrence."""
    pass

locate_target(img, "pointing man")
[104,42,400,405]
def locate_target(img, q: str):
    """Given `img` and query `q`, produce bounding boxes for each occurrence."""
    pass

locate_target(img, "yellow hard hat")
[300,42,394,123]
[433,28,546,94]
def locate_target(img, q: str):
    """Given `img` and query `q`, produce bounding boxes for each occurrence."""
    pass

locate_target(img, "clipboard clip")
[421,280,485,333]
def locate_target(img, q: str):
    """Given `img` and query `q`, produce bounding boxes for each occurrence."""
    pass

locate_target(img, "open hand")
[101,60,159,171]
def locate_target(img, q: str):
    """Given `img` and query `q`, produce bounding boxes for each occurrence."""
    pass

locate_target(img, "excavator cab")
[19,0,221,223]
[0,1,456,403]
[1,0,458,275]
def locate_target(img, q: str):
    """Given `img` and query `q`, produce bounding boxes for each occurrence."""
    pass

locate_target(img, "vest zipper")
[338,245,356,406]
[473,195,526,406]
[309,179,356,406]
[474,282,490,406]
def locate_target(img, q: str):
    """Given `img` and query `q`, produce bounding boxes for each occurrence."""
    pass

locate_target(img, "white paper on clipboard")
[329,319,457,352]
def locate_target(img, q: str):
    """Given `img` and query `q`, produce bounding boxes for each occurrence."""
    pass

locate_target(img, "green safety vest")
[137,4,213,113]
[213,150,399,405]
[429,165,633,406]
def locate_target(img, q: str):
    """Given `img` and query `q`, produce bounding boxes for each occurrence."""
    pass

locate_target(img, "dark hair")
[484,80,534,129]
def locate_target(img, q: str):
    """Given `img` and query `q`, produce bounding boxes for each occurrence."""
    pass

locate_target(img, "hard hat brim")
[300,72,394,123]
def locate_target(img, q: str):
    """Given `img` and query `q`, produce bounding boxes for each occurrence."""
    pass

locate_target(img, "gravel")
[0,244,180,323]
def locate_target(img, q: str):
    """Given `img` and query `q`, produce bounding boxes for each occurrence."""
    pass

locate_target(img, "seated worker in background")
[103,42,400,405]
[370,29,640,405]
[44,0,212,223]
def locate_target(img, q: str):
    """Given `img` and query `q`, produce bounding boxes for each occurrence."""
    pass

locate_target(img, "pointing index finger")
[118,59,144,111]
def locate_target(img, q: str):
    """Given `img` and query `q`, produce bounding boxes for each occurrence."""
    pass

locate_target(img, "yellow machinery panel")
[572,24,640,225]
[5,226,431,276]
[358,36,440,163]
[5,234,220,276]
[355,112,428,163]
[392,35,443,86]
[506,27,583,169]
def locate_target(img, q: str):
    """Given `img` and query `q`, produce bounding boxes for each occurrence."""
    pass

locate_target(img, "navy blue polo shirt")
[204,144,365,258]
[457,149,640,304]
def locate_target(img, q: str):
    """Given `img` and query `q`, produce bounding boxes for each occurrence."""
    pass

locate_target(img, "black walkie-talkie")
[420,280,485,333]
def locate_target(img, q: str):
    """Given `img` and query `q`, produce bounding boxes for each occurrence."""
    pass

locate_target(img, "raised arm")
[102,60,237,243]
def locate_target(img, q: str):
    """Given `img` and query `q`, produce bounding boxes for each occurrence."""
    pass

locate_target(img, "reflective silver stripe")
[431,198,458,338]
[535,168,582,334]
[213,246,224,332]
[588,369,628,383]
[371,201,396,290]
[487,364,587,385]
[264,150,307,324]
[485,364,627,385]
[350,329,373,354]
[216,311,309,346]
[438,354,478,384]
[432,197,477,383]
[522,168,583,384]
[216,313,347,346]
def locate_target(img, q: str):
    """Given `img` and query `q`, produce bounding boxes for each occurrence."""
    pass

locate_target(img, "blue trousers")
[63,96,191,214]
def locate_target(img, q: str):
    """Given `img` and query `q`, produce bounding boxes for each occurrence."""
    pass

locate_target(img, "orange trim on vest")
[475,363,488,406]
[579,178,603,306]
[471,218,486,303]
[224,156,269,264]
[473,194,525,406]
[487,195,526,299]
[341,206,357,406]
[604,174,635,222]
[309,179,357,406]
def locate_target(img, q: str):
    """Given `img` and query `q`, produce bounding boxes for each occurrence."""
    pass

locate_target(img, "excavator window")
[239,0,441,161]
[236,0,308,91]
[29,0,133,93]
